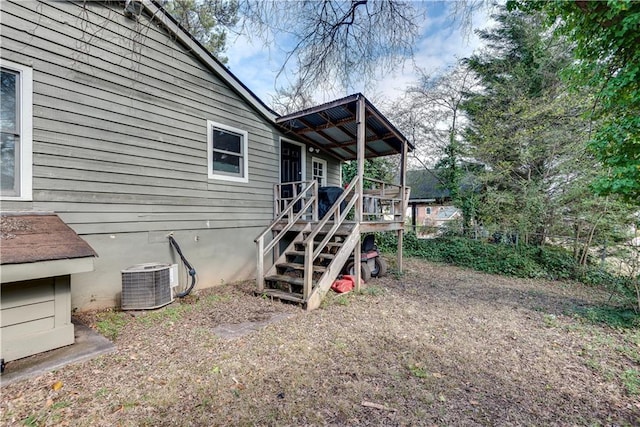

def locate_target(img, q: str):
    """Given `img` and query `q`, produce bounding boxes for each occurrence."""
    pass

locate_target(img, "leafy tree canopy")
[162,0,239,63]
[508,0,640,204]
[341,158,396,186]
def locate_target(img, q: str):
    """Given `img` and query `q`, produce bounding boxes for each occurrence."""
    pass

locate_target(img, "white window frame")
[312,157,327,186]
[1,60,33,201]
[207,120,249,183]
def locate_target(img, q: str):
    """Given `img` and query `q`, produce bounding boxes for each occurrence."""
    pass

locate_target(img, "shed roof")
[0,213,97,265]
[276,94,413,161]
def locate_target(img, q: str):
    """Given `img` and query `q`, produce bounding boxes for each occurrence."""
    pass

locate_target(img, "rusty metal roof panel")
[276,93,413,161]
[321,127,352,143]
[0,213,97,265]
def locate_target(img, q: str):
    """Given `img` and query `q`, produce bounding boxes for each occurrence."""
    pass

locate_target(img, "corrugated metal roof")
[276,93,413,161]
[0,213,97,265]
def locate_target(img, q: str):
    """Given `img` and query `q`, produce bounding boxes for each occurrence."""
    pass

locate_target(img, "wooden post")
[313,181,319,222]
[354,95,366,291]
[411,202,417,233]
[398,140,408,273]
[257,237,264,292]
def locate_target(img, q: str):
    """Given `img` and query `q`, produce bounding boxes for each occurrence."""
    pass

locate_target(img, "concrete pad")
[1,320,115,387]
[212,313,294,339]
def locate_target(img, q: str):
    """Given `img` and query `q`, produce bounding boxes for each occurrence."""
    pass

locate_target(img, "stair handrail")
[255,180,317,251]
[300,176,359,299]
[255,180,318,291]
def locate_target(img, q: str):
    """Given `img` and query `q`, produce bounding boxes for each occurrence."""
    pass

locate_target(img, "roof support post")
[354,95,366,291]
[397,140,408,273]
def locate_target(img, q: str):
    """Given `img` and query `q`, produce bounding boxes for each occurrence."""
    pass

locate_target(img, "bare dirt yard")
[2,258,640,426]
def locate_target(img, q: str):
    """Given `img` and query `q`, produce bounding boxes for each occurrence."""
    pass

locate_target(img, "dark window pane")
[213,129,241,154]
[212,152,241,175]
[1,133,17,192]
[1,70,18,134]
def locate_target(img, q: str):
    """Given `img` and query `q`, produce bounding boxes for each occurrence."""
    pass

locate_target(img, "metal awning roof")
[276,93,414,161]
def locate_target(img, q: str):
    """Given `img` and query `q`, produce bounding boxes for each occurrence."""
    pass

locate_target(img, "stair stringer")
[305,223,361,311]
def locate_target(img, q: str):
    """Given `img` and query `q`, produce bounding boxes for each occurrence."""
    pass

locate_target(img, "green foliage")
[137,304,193,326]
[574,306,640,329]
[382,232,640,309]
[341,158,396,186]
[463,7,597,245]
[622,369,640,396]
[95,311,130,341]
[357,285,385,297]
[509,0,640,203]
[408,364,430,379]
[163,0,239,63]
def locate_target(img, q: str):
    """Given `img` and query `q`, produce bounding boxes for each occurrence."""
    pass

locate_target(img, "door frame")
[279,137,306,184]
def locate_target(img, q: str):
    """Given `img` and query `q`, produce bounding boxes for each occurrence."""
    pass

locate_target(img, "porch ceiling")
[275,93,414,161]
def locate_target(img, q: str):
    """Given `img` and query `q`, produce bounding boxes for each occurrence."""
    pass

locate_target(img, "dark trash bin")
[318,186,345,219]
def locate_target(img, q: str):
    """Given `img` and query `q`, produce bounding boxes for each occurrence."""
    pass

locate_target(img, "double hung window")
[207,120,248,183]
[1,61,32,199]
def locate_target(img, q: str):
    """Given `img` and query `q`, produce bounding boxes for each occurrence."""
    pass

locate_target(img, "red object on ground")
[331,275,356,293]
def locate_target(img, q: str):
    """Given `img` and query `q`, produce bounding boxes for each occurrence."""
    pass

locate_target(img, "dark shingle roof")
[0,213,97,265]
[407,169,450,200]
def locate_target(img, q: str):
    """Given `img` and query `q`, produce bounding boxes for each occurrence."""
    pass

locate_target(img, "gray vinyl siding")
[0,0,321,309]
[1,0,280,232]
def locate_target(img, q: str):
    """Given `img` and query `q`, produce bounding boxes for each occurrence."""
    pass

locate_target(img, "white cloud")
[225,2,493,108]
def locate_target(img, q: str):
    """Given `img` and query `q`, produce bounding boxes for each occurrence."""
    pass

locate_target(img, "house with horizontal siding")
[1,0,414,364]
[0,0,343,316]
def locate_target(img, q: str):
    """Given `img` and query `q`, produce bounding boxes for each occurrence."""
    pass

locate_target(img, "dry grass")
[2,258,640,426]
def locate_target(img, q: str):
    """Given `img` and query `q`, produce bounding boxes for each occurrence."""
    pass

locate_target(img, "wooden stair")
[259,223,359,310]
[255,176,361,310]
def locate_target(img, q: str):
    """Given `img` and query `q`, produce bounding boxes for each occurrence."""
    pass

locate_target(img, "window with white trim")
[1,61,32,200]
[312,157,327,186]
[207,120,248,183]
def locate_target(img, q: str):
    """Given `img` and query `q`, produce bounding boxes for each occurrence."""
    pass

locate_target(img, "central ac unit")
[121,263,176,310]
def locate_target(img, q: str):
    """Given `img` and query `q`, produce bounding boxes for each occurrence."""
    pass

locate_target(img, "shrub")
[380,233,639,309]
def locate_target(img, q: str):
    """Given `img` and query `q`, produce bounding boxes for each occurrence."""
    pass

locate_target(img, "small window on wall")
[426,207,432,215]
[312,157,327,186]
[1,61,33,200]
[207,120,248,183]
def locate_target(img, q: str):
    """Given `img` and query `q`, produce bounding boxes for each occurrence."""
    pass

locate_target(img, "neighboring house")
[406,169,462,237]
[1,0,412,343]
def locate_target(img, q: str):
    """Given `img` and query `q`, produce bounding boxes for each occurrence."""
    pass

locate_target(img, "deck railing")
[272,177,410,225]
[274,180,318,221]
[361,177,409,222]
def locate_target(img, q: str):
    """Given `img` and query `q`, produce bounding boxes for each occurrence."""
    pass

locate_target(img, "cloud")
[225,2,493,107]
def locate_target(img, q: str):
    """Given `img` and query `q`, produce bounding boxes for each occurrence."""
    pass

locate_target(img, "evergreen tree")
[463,8,592,245]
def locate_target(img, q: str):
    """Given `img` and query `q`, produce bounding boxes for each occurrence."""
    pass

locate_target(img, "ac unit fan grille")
[121,263,173,310]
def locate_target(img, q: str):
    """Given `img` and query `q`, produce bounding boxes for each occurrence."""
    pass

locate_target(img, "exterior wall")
[413,204,462,238]
[1,276,74,362]
[0,0,299,309]
[325,157,342,187]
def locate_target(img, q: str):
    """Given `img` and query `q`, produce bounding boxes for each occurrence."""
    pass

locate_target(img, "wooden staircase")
[255,177,360,310]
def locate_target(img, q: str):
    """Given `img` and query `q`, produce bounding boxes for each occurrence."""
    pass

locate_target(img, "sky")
[224,1,491,108]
